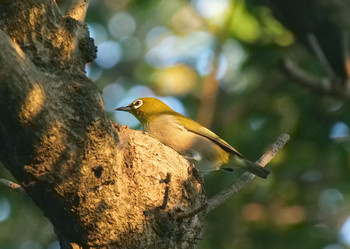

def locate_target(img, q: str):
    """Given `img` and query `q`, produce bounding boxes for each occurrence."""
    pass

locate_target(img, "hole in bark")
[92,165,103,178]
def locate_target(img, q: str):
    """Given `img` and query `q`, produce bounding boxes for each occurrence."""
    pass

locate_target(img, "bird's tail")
[224,157,270,178]
[242,159,270,178]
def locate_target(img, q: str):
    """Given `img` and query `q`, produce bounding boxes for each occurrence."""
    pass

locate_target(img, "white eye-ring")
[133,99,143,109]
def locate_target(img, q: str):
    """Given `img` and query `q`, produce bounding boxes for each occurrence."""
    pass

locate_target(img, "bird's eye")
[133,99,143,109]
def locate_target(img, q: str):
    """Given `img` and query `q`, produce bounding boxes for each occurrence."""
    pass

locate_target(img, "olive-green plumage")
[115,97,269,178]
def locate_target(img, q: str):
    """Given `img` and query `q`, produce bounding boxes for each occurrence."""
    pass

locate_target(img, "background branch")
[66,0,90,21]
[307,33,336,80]
[283,59,350,100]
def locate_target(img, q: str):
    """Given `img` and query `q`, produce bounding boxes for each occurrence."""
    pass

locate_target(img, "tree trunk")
[0,0,206,248]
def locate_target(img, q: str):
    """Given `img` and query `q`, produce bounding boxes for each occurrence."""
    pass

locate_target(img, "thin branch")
[206,134,290,213]
[159,185,170,210]
[176,203,208,221]
[66,0,90,21]
[255,134,290,166]
[307,33,336,79]
[283,59,350,100]
[0,179,25,194]
[283,59,331,92]
[159,173,171,210]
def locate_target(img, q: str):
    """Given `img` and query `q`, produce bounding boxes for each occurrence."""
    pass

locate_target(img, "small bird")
[115,97,270,178]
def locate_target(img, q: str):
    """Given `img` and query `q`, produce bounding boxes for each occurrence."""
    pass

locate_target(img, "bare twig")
[176,203,208,221]
[159,173,171,210]
[160,185,170,210]
[283,59,350,100]
[255,134,290,166]
[307,33,335,79]
[0,179,25,194]
[284,59,331,92]
[206,134,290,213]
[284,34,350,101]
[283,59,342,94]
[66,0,90,21]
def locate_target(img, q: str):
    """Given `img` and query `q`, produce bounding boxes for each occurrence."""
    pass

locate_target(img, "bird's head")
[115,97,173,123]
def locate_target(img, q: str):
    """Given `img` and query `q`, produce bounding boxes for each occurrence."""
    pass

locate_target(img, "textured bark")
[0,0,206,248]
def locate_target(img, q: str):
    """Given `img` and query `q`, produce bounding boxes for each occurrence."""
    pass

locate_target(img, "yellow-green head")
[114,97,173,124]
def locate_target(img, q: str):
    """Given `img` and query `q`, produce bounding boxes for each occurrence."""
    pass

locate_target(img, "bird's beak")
[114,105,132,112]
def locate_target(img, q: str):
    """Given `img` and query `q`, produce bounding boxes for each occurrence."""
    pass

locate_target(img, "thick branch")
[66,0,90,21]
[206,134,290,213]
[0,2,206,248]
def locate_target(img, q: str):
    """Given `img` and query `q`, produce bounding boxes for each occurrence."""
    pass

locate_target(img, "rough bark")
[0,0,206,248]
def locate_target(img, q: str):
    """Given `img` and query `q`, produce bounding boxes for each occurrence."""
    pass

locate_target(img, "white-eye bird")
[115,97,270,178]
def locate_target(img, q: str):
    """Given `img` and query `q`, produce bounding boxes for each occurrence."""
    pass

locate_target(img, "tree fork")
[0,0,206,248]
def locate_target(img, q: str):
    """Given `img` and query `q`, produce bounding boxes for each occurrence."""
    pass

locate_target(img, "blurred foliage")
[1,0,350,249]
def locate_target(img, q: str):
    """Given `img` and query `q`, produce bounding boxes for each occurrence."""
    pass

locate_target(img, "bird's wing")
[174,114,244,158]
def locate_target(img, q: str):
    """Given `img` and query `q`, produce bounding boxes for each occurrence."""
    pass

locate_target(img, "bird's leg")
[159,173,171,210]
